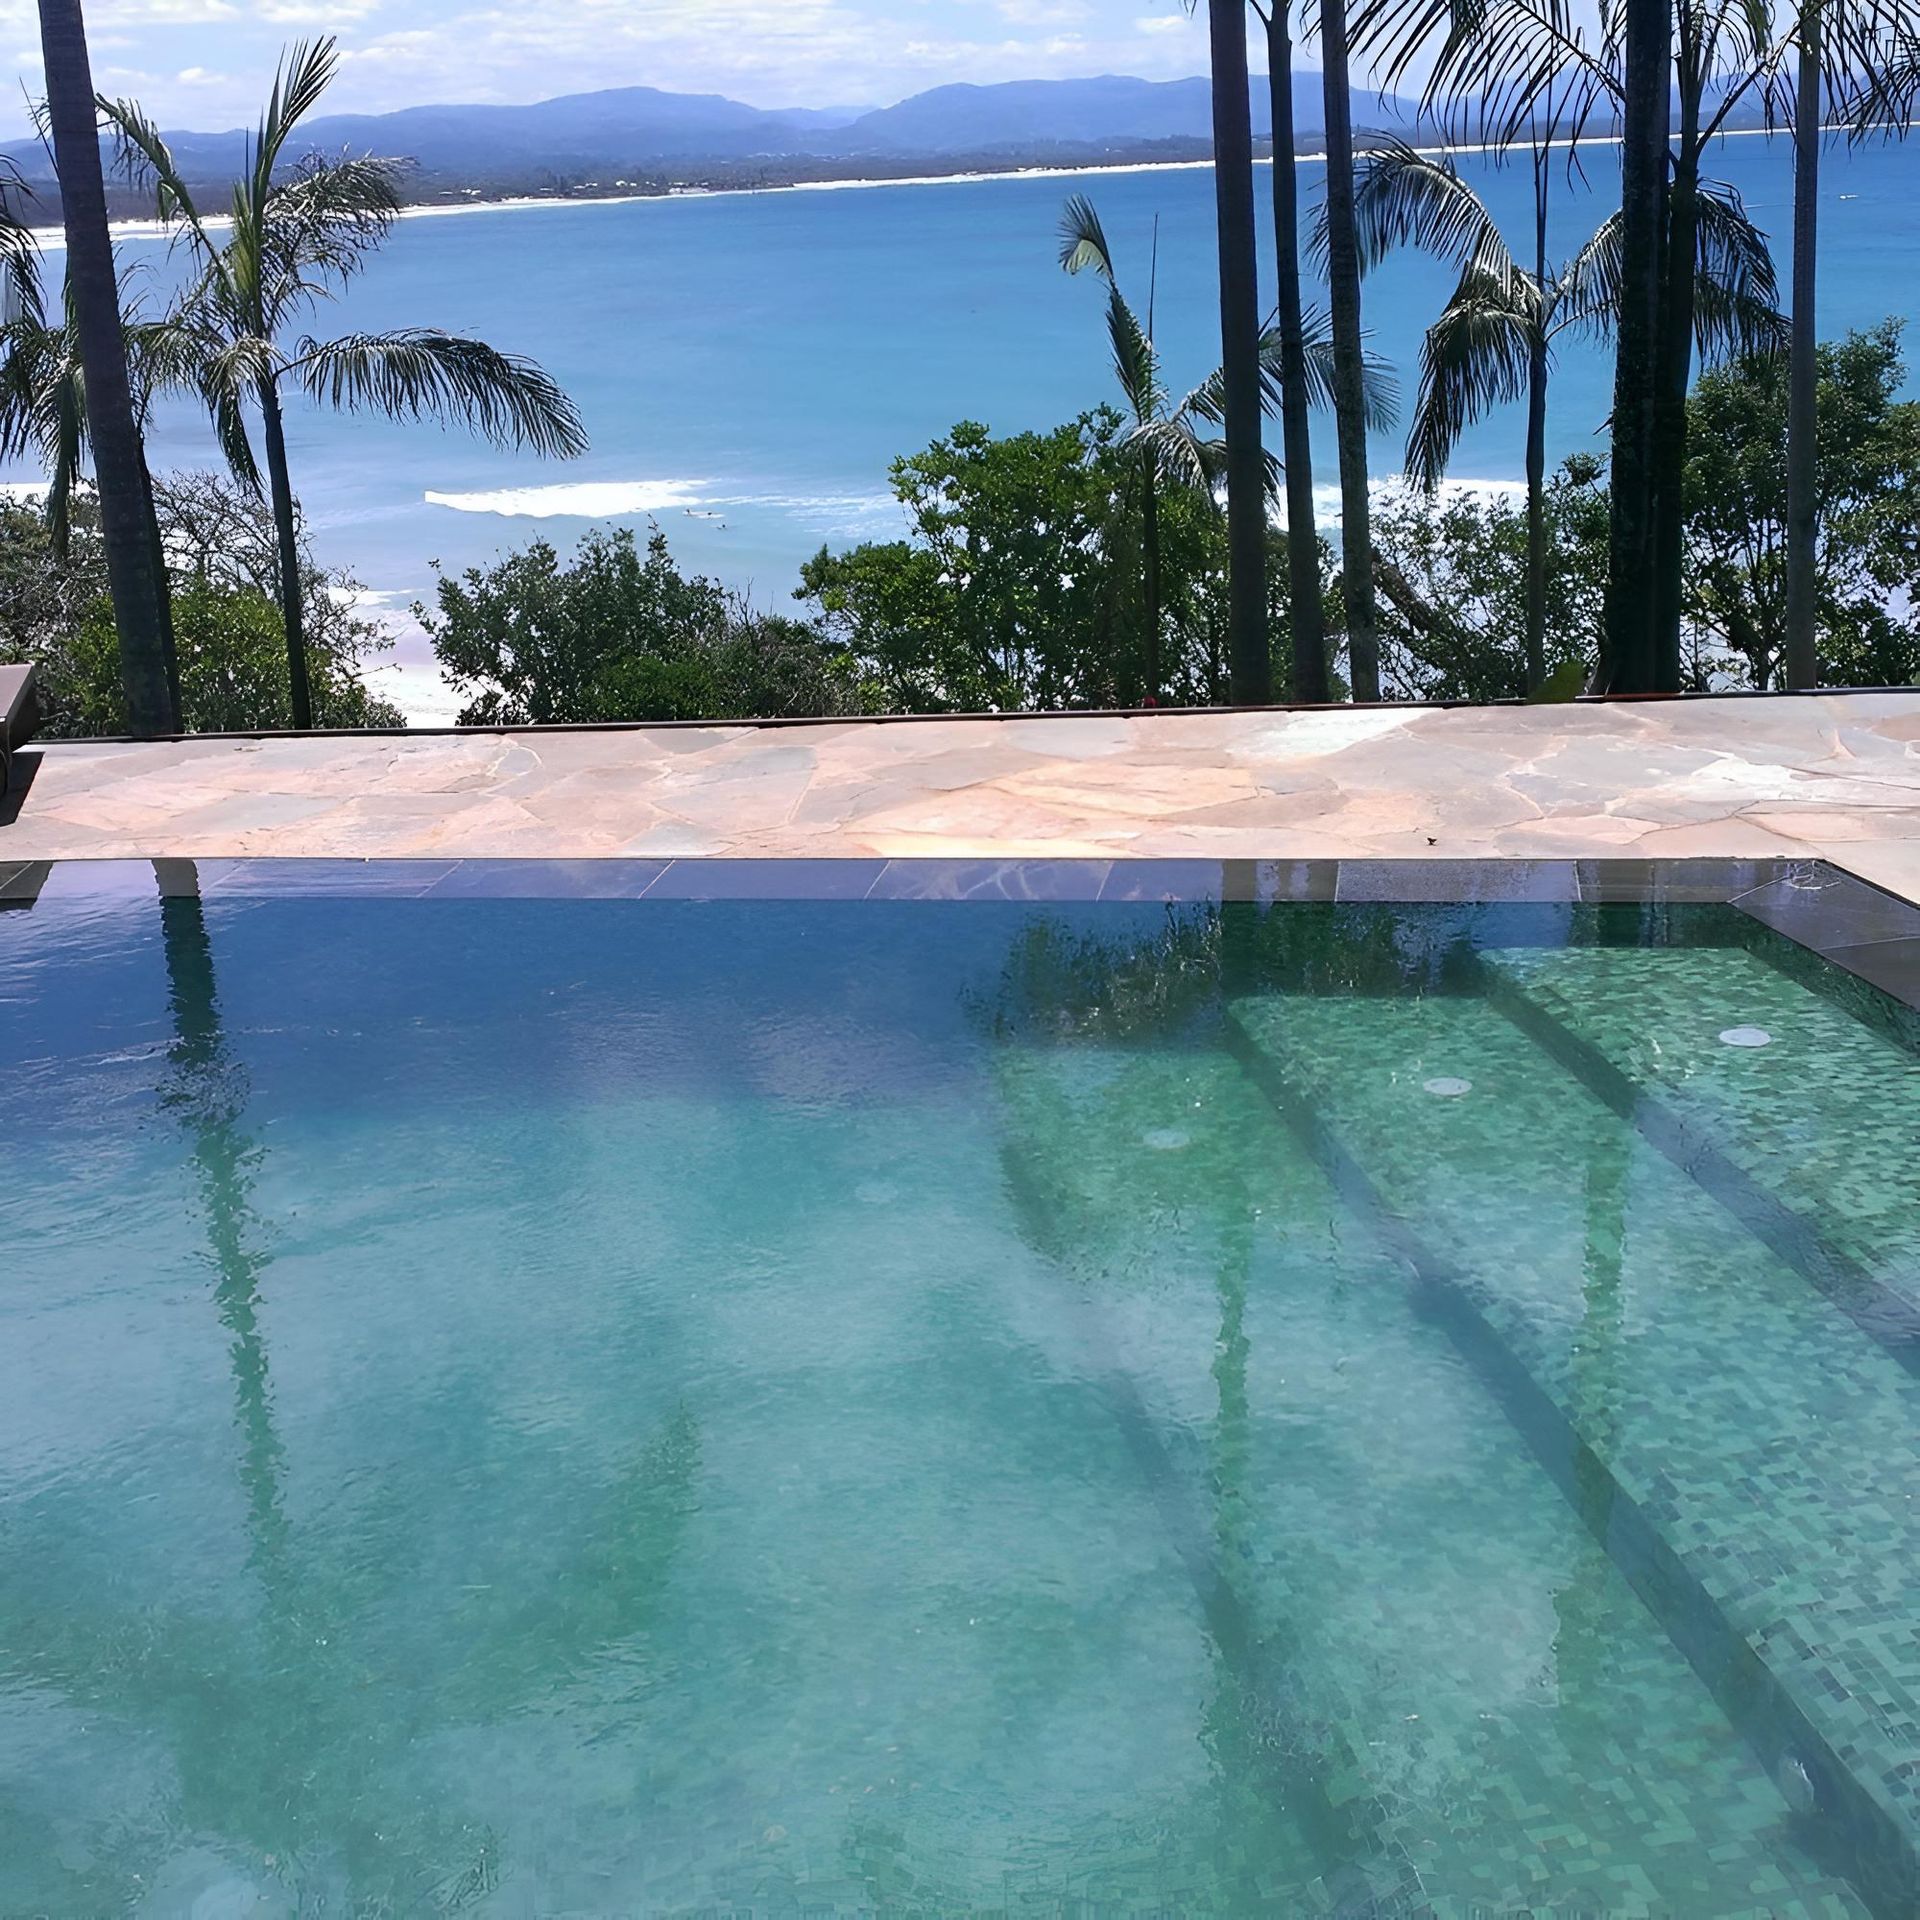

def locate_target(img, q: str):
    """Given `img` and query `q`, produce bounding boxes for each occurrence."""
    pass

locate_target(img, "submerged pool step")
[1225,990,1920,1920]
[1476,941,1920,1367]
[994,1040,1872,1917]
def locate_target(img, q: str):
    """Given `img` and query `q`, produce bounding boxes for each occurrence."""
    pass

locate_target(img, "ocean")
[10,133,1920,720]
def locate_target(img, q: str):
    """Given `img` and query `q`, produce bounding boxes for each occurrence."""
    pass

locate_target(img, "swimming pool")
[2,856,1915,1918]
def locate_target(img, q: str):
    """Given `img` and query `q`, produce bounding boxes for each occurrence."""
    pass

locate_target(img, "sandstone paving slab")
[3,696,1918,903]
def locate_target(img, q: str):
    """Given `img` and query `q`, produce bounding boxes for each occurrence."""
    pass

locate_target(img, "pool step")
[995,1039,1872,1916]
[1224,990,1920,1920]
[1476,940,1920,1368]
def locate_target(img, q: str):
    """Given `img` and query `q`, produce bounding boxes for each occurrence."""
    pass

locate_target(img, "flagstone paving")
[4,693,1920,903]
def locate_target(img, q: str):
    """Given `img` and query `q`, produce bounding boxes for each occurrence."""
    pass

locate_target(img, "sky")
[0,0,1242,138]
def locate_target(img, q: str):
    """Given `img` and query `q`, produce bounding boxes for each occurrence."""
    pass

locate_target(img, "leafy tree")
[101,37,586,730]
[72,579,402,733]
[421,524,867,726]
[0,495,99,715]
[1683,321,1920,688]
[1370,455,1609,699]
[2,474,402,733]
[801,413,1134,711]
[800,411,1334,710]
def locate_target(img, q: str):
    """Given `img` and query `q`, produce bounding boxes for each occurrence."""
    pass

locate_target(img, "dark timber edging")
[1221,1010,1917,1920]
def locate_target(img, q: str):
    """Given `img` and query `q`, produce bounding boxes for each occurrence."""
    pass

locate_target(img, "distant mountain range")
[2,72,1430,196]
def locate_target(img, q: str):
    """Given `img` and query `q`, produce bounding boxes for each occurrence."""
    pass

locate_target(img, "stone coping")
[2,695,1918,907]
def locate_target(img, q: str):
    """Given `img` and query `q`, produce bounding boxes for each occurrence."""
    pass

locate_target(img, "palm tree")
[1783,0,1822,689]
[1317,0,1383,701]
[1062,200,1184,704]
[1250,0,1331,701]
[1351,139,1782,695]
[0,211,170,556]
[32,0,175,734]
[1061,197,1276,704]
[103,39,587,730]
[1063,195,1397,702]
[1204,0,1273,704]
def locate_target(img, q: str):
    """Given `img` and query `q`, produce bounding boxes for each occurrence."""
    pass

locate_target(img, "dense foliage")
[0,475,403,733]
[420,525,869,727]
[797,409,1331,711]
[1683,321,1920,690]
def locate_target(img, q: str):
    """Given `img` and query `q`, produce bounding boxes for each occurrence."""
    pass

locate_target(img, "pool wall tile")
[423,859,669,899]
[200,858,459,897]
[867,858,1113,900]
[643,858,888,900]
[1731,870,1920,952]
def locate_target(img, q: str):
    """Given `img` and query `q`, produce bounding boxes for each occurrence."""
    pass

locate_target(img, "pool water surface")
[1,858,1915,1918]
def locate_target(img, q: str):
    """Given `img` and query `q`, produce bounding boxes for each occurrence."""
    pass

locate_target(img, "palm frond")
[1404,261,1535,486]
[0,189,43,333]
[254,39,339,203]
[1133,412,1224,493]
[1341,137,1521,292]
[1104,284,1164,429]
[1058,193,1117,281]
[1550,206,1621,339]
[98,94,213,251]
[1353,0,1619,146]
[1285,304,1403,430]
[294,329,589,456]
[1690,179,1785,361]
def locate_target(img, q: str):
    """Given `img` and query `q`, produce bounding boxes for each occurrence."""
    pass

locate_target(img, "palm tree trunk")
[1208,0,1272,705]
[1319,0,1378,702]
[1265,4,1329,703]
[1601,0,1673,695]
[1141,460,1163,702]
[1647,95,1700,696]
[1783,8,1820,691]
[257,378,315,730]
[136,439,183,725]
[1525,147,1550,697]
[36,0,176,736]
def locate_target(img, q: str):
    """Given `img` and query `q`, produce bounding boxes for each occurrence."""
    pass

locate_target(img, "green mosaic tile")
[1227,990,1920,1916]
[993,1038,1870,1916]
[1480,941,1920,1329]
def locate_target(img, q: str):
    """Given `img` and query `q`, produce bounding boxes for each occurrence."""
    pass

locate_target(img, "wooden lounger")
[0,663,39,790]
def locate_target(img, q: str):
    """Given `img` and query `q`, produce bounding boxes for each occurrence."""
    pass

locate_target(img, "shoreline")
[17,121,1817,242]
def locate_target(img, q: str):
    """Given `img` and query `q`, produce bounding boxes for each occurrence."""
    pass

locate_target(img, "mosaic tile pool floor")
[1,860,1915,1918]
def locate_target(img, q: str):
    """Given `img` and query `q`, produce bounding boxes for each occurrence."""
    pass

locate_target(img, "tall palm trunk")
[257,378,315,730]
[1208,0,1272,704]
[36,0,176,735]
[1601,0,1674,694]
[1783,5,1820,690]
[1140,460,1163,701]
[1647,76,1701,695]
[1265,3,1329,703]
[1319,0,1379,701]
[1524,147,1550,697]
[136,440,183,724]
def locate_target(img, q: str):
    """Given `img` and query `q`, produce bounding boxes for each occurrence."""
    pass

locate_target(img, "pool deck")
[5,691,1920,902]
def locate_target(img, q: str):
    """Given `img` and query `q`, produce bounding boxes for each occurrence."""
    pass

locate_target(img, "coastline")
[18,121,1814,244]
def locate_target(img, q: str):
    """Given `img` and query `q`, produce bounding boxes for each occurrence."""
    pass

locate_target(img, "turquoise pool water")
[2,861,1916,1918]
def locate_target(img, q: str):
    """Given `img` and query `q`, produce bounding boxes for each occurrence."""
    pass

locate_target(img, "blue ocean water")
[11,132,1920,713]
